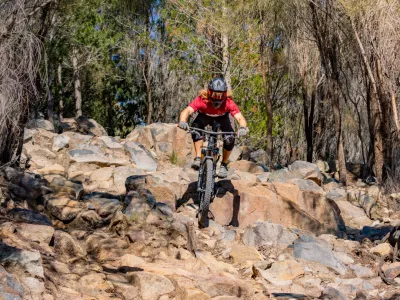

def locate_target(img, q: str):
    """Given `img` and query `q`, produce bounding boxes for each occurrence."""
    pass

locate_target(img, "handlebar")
[188,127,237,136]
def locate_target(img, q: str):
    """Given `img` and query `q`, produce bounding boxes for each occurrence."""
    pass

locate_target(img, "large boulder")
[208,178,343,234]
[124,142,157,172]
[126,123,193,163]
[288,161,323,185]
[0,243,44,278]
[229,160,265,174]
[243,221,298,248]
[76,116,108,136]
[0,265,25,299]
[26,119,54,132]
[293,237,347,275]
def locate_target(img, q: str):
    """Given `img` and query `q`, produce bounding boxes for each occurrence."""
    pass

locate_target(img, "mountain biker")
[178,77,248,178]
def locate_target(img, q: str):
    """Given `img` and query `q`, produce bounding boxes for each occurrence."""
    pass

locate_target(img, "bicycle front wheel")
[199,159,214,228]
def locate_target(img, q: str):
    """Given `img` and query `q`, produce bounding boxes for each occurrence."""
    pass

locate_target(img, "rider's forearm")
[180,107,194,122]
[234,113,247,128]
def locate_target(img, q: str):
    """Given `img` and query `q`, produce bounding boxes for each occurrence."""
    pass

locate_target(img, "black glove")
[238,126,248,137]
[178,121,189,130]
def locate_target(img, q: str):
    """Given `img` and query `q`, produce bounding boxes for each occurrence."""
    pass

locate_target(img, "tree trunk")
[302,69,318,163]
[392,91,400,136]
[371,90,384,183]
[331,81,347,185]
[46,62,54,125]
[72,48,82,117]
[259,12,273,165]
[221,1,231,88]
[57,63,64,120]
[144,45,152,125]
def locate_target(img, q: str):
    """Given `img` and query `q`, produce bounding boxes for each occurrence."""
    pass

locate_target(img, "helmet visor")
[210,91,227,100]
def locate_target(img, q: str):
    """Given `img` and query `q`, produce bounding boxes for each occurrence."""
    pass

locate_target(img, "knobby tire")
[199,159,213,228]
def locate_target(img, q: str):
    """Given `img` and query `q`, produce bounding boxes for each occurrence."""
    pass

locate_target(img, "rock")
[382,262,400,280]
[126,123,193,163]
[256,172,271,183]
[289,160,321,177]
[49,177,84,200]
[229,161,264,174]
[26,119,54,131]
[113,166,144,194]
[88,197,121,217]
[323,179,341,191]
[257,260,304,286]
[250,149,268,164]
[349,264,374,278]
[25,145,57,168]
[0,242,44,278]
[316,160,329,172]
[125,175,147,191]
[194,274,250,298]
[326,189,347,202]
[8,208,52,226]
[76,116,108,136]
[293,240,347,275]
[53,231,87,261]
[35,164,66,177]
[334,200,372,229]
[124,142,157,171]
[333,251,354,265]
[128,272,175,300]
[52,135,70,152]
[230,170,258,182]
[268,168,297,182]
[98,136,123,149]
[0,265,25,299]
[358,194,376,219]
[15,223,54,245]
[89,167,113,182]
[118,254,145,269]
[229,244,262,263]
[67,149,108,164]
[79,273,113,293]
[63,131,93,149]
[228,147,242,163]
[50,261,70,274]
[271,180,343,234]
[44,194,84,221]
[24,128,36,142]
[22,277,45,299]
[124,191,153,223]
[370,243,392,256]
[321,287,347,300]
[195,250,238,275]
[243,221,298,248]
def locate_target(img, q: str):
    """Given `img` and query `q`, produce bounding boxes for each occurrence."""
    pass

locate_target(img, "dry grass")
[0,0,45,165]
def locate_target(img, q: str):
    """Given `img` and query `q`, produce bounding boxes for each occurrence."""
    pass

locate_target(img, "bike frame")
[189,125,236,196]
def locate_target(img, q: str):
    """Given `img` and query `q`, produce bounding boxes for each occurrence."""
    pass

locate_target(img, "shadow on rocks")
[176,179,241,227]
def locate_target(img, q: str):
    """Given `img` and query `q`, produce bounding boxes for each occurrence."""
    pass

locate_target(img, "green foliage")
[168,150,179,165]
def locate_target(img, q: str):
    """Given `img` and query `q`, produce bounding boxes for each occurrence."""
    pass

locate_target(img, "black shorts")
[191,113,235,151]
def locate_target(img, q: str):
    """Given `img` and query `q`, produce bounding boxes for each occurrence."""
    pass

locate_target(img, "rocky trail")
[1,117,400,300]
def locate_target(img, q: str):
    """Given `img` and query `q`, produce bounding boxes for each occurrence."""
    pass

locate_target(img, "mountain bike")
[189,123,236,228]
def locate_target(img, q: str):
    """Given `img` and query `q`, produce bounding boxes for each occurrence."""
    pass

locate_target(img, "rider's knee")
[223,135,235,151]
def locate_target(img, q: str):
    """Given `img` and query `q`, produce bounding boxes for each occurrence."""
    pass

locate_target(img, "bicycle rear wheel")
[199,159,214,228]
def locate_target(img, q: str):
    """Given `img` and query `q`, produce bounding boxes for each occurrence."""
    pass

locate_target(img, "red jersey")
[189,96,241,117]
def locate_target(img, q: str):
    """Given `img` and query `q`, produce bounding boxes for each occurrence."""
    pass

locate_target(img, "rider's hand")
[178,121,189,131]
[238,126,248,137]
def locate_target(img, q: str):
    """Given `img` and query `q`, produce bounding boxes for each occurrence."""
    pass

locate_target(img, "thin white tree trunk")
[72,48,82,117]
[57,63,64,120]
[392,90,400,136]
[221,2,231,89]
